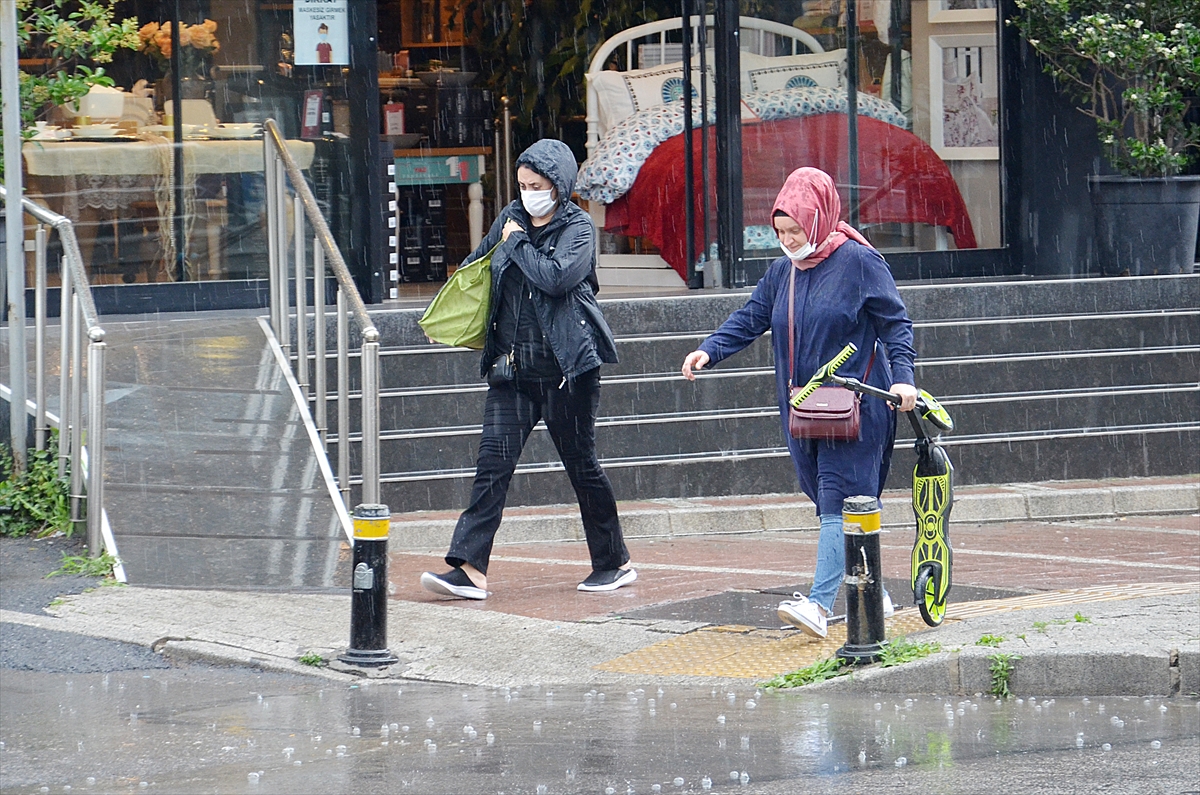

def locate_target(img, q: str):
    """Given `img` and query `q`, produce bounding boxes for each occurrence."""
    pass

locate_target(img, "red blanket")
[603,114,977,279]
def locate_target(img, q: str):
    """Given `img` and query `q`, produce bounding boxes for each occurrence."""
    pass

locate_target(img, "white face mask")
[778,209,819,262]
[779,239,816,262]
[521,188,557,218]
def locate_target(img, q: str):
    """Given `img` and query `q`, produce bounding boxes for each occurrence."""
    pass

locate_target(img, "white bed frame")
[585,15,825,159]
[584,16,825,287]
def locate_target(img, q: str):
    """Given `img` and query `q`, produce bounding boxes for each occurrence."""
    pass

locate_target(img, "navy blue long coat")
[698,241,916,516]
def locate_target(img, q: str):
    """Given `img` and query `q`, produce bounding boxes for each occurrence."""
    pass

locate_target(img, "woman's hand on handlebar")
[889,383,918,412]
[682,350,710,381]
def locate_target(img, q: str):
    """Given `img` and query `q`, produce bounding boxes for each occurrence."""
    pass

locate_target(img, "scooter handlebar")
[788,343,857,408]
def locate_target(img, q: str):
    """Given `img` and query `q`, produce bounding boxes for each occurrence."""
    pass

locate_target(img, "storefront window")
[575,0,1004,285]
[18,0,362,287]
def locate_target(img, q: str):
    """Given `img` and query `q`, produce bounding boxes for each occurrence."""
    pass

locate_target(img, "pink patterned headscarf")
[771,167,873,269]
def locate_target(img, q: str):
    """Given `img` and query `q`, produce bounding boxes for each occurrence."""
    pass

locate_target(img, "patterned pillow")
[590,63,715,132]
[746,49,846,93]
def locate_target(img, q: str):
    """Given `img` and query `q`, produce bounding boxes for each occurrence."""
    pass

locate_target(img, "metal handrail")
[1,184,108,558]
[261,119,381,506]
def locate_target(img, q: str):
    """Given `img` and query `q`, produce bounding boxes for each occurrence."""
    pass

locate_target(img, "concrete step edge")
[386,478,1200,550]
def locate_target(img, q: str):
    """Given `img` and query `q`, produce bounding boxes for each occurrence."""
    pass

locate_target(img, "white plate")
[207,127,260,139]
[75,128,119,138]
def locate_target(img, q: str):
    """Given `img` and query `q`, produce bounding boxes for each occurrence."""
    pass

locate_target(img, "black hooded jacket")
[465,139,619,381]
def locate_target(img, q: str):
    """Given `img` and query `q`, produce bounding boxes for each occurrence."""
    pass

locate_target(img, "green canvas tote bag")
[418,244,499,350]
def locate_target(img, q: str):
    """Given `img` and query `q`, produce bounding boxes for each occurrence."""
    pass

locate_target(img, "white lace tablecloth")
[22,138,315,176]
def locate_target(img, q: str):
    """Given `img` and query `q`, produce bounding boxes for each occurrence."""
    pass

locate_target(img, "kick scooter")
[790,343,955,626]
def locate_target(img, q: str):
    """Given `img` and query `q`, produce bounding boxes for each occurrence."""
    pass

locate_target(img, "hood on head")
[515,139,578,202]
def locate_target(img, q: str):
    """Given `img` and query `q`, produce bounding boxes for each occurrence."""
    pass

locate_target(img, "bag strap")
[788,263,878,387]
[788,264,797,388]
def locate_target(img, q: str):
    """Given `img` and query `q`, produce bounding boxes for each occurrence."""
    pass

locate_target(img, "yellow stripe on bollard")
[843,510,881,533]
[353,518,390,539]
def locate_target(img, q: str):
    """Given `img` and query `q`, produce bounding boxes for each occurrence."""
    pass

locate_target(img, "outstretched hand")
[681,350,710,381]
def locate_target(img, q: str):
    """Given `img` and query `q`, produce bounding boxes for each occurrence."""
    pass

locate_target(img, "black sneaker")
[577,567,638,592]
[420,568,487,600]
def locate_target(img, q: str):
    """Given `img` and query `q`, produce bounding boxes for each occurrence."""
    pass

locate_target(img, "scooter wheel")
[916,567,946,627]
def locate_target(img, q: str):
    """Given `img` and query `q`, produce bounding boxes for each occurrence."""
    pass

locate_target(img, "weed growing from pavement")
[988,652,1021,698]
[299,653,326,667]
[1034,613,1093,634]
[976,634,1004,647]
[761,656,849,689]
[1,434,72,537]
[49,552,118,580]
[878,637,941,667]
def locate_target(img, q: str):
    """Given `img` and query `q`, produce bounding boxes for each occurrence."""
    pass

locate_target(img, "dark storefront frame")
[20,0,1116,317]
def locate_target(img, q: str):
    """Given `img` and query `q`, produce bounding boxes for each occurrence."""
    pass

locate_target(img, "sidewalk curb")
[803,647,1199,698]
[388,477,1200,549]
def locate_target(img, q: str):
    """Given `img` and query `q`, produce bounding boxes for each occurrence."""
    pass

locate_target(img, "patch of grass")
[761,656,850,689]
[878,637,942,668]
[975,634,1004,647]
[299,652,326,667]
[988,652,1021,698]
[1074,612,1092,624]
[48,552,117,579]
[1,434,72,538]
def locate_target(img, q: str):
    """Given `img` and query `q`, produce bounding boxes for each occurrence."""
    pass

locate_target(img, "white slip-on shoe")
[777,593,828,638]
[420,568,487,600]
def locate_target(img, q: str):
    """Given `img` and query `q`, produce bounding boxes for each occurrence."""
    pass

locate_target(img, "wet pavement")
[2,667,1197,795]
[390,513,1200,625]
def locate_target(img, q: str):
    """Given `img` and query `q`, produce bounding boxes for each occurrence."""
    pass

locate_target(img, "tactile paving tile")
[595,613,930,679]
[596,582,1199,680]
[945,582,1199,620]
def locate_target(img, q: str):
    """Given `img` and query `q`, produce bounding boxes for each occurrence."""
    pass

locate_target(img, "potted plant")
[1012,0,1200,275]
[0,0,139,178]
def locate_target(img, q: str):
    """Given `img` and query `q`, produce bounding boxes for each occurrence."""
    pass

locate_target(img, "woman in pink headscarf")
[681,167,918,638]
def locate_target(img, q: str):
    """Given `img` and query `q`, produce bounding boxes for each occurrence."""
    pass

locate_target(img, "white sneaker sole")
[577,568,638,592]
[420,571,487,600]
[777,604,827,638]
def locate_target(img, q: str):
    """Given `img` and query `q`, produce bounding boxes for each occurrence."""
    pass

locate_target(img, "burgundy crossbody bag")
[786,264,874,441]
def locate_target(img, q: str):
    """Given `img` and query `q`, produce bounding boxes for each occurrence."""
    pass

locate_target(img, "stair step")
[375,425,1200,512]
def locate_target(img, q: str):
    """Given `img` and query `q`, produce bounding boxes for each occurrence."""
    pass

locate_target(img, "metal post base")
[337,648,399,667]
[836,642,886,666]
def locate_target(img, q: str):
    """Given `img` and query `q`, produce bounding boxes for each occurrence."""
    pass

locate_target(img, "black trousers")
[446,368,629,575]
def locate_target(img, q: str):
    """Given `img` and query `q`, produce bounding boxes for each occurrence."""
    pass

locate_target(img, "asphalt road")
[1,535,169,674]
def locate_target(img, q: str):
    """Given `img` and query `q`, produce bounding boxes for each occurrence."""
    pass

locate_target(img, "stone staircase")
[321,274,1199,513]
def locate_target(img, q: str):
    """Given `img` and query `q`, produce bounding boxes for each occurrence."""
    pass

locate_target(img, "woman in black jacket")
[421,139,636,600]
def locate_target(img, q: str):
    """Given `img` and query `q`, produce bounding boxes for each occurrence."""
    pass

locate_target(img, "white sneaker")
[777,593,828,638]
[883,591,895,619]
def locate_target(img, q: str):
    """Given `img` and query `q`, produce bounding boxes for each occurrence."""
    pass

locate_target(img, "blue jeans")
[808,514,846,612]
[808,513,890,613]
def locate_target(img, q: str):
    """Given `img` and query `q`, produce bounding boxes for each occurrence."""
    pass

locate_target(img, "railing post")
[57,233,72,477]
[86,333,107,557]
[276,158,291,358]
[336,289,350,506]
[313,238,327,445]
[34,225,47,451]
[360,336,380,505]
[264,136,280,337]
[69,294,84,529]
[294,195,309,397]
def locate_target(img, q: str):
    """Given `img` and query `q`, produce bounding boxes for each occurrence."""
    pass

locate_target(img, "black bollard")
[338,503,399,667]
[837,495,886,665]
